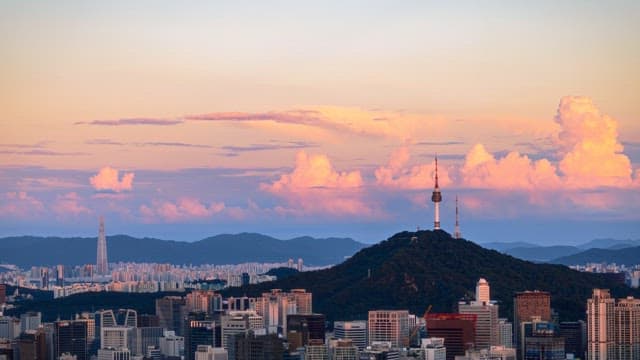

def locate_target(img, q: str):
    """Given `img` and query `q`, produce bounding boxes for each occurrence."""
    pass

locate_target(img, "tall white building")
[459,279,499,350]
[475,278,490,303]
[334,320,367,350]
[587,289,615,360]
[421,337,446,360]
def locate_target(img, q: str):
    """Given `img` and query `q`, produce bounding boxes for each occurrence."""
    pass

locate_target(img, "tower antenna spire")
[454,195,461,239]
[431,155,442,230]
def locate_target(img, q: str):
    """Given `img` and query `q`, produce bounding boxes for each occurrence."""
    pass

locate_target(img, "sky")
[1,1,639,245]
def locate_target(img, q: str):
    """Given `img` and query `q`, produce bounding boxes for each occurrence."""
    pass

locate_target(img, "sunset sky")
[2,1,639,244]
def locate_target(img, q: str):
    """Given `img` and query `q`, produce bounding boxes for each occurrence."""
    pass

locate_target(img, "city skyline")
[2,1,640,244]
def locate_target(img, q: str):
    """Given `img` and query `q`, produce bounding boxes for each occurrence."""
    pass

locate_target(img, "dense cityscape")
[3,2,640,360]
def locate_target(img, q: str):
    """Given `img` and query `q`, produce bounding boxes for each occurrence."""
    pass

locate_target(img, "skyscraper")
[0,284,5,304]
[156,296,187,336]
[431,156,442,230]
[614,296,640,360]
[513,291,551,353]
[334,320,367,350]
[368,310,410,348]
[587,289,615,360]
[96,216,108,276]
[184,315,215,360]
[55,320,90,360]
[425,313,476,360]
[286,314,325,350]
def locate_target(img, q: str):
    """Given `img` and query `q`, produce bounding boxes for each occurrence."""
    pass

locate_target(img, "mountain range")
[225,230,639,322]
[480,238,640,262]
[7,230,638,324]
[552,246,640,266]
[0,233,366,267]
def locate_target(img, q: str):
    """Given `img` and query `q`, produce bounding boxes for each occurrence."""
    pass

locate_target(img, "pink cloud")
[555,96,633,188]
[375,147,453,189]
[262,151,377,217]
[264,151,363,191]
[90,167,135,192]
[140,197,225,223]
[0,191,45,218]
[461,144,561,190]
[52,192,91,216]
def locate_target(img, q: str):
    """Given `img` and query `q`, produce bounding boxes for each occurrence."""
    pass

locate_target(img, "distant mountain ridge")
[551,246,640,266]
[480,238,640,263]
[0,233,366,267]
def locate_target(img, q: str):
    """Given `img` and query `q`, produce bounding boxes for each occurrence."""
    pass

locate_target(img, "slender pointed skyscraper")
[96,216,108,275]
[454,195,461,239]
[431,156,442,230]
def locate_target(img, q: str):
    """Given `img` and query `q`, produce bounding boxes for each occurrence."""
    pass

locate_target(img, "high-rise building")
[101,326,134,351]
[291,289,313,314]
[40,267,49,289]
[587,289,615,360]
[304,344,328,360]
[20,311,42,333]
[458,300,498,350]
[368,310,410,348]
[328,339,358,360]
[425,313,476,360]
[0,316,20,339]
[497,318,513,348]
[0,283,6,304]
[194,345,228,360]
[513,291,550,353]
[431,155,442,230]
[220,311,263,350]
[156,296,187,336]
[558,321,586,359]
[421,337,446,360]
[159,331,184,358]
[614,296,640,360]
[231,332,285,360]
[97,348,130,360]
[99,309,138,329]
[56,264,65,287]
[17,329,47,360]
[184,314,215,360]
[334,320,367,350]
[286,314,325,350]
[55,320,90,360]
[186,290,221,314]
[132,327,164,356]
[475,278,490,303]
[138,314,160,328]
[96,216,109,275]
[520,320,564,360]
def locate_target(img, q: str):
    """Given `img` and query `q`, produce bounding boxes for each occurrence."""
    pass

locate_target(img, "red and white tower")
[431,156,442,230]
